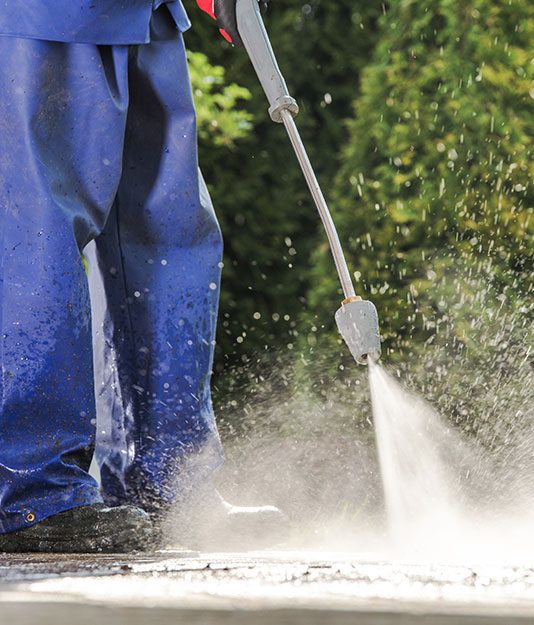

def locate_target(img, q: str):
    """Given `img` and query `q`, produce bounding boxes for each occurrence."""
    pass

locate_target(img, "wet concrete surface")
[1,552,534,624]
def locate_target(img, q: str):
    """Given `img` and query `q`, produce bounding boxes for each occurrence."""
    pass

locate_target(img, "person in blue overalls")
[0,0,282,552]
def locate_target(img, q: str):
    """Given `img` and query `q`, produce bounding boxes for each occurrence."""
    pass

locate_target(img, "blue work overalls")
[0,0,224,534]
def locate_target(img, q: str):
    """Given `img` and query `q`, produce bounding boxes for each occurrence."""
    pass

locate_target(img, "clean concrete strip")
[2,601,534,625]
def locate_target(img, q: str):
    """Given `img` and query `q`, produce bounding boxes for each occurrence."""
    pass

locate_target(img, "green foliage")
[183,0,532,411]
[188,50,253,148]
[307,0,533,363]
[185,0,382,378]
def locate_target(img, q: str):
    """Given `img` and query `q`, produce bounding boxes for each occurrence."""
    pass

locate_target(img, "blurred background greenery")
[184,0,532,432]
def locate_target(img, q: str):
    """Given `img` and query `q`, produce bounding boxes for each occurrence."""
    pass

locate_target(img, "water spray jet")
[236,0,381,364]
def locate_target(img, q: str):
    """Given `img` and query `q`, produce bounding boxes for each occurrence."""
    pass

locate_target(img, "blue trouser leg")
[90,11,224,510]
[0,37,130,533]
[0,8,222,533]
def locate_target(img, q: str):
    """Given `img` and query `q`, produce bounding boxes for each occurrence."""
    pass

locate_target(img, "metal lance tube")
[236,0,381,363]
[280,109,356,301]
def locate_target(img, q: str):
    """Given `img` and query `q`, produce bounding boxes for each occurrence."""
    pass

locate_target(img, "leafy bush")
[307,0,533,363]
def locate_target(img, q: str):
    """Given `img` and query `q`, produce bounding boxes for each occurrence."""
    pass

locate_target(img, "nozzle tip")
[335,299,381,365]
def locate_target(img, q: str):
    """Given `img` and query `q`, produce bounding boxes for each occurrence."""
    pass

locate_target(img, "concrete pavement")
[1,552,534,624]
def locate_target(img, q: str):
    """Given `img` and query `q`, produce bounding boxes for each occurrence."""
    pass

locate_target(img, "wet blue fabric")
[0,0,191,44]
[0,7,223,534]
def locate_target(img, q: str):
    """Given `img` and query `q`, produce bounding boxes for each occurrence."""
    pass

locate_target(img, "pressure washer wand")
[279,109,355,301]
[236,0,381,364]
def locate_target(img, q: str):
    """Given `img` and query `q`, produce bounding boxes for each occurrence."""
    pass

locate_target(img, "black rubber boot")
[0,504,153,553]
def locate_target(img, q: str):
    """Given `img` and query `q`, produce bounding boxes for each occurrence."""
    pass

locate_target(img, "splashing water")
[368,360,466,554]
[368,357,534,563]
[166,263,533,563]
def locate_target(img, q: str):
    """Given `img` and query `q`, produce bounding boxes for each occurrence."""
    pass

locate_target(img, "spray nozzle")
[335,297,381,365]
